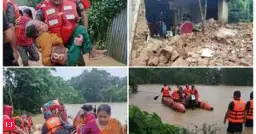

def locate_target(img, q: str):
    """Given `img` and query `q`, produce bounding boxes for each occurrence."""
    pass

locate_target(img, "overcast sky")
[51,68,127,80]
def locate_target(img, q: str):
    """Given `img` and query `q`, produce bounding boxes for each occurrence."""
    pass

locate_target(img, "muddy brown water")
[129,85,253,134]
[32,103,127,125]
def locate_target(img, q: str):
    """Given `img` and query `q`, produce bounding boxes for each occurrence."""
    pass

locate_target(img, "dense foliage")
[25,0,126,49]
[130,106,220,134]
[67,69,127,102]
[3,68,84,114]
[129,68,253,92]
[87,0,127,49]
[229,0,253,22]
[4,68,127,114]
[129,105,188,134]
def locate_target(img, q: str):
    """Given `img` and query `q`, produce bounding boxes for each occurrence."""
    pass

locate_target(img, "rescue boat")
[161,97,186,113]
[198,101,214,111]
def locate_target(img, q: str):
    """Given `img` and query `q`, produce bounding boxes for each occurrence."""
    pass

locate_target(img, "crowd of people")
[3,0,106,66]
[160,84,200,109]
[3,100,127,134]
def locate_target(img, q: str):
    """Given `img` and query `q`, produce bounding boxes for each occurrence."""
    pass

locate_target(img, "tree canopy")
[67,68,127,102]
[129,68,253,88]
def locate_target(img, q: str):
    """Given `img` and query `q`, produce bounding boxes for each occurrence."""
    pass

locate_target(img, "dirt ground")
[130,0,253,66]
[18,53,125,66]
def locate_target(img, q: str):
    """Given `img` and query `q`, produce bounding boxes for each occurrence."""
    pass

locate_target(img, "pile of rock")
[131,19,252,66]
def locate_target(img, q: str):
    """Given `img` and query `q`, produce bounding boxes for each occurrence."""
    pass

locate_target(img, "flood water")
[33,103,127,125]
[129,85,253,134]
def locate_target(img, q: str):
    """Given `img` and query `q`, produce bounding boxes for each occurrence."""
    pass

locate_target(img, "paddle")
[154,93,162,100]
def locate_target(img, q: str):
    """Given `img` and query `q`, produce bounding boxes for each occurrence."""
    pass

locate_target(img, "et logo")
[3,119,15,131]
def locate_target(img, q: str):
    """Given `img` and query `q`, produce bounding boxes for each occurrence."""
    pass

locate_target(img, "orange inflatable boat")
[162,97,186,113]
[198,101,214,111]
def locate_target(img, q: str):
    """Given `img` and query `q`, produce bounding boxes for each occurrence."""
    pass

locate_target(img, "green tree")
[3,68,84,114]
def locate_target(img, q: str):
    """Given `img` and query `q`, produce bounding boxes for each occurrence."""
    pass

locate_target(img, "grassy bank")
[129,105,220,134]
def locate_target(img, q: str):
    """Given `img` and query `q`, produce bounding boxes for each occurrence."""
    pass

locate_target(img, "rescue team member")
[172,85,183,102]
[35,0,105,66]
[3,11,19,66]
[42,111,74,134]
[161,84,171,98]
[245,91,253,127]
[17,8,39,66]
[224,91,246,134]
[3,0,20,66]
[183,84,191,99]
[190,85,199,101]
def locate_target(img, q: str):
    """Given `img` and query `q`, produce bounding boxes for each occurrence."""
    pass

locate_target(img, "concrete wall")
[173,0,228,23]
[173,0,206,24]
[218,0,229,22]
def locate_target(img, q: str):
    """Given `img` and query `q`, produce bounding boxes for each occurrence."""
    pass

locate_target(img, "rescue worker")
[183,84,191,99]
[161,84,171,98]
[224,91,246,134]
[245,91,253,127]
[3,11,19,66]
[3,0,20,66]
[172,85,183,102]
[35,0,105,66]
[27,113,35,133]
[42,111,74,134]
[191,85,200,101]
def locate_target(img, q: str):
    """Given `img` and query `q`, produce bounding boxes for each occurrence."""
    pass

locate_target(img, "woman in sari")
[82,104,124,134]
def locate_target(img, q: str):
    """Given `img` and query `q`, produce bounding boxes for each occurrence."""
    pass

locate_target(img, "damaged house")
[145,0,230,32]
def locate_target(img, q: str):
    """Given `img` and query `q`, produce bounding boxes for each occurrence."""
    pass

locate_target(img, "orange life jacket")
[42,0,79,44]
[191,89,199,100]
[3,0,20,22]
[162,86,170,97]
[3,0,20,40]
[228,100,246,123]
[46,117,62,134]
[14,116,24,129]
[247,100,253,120]
[172,89,180,100]
[183,88,191,96]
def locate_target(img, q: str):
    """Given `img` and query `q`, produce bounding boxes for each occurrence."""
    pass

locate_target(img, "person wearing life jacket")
[172,85,183,102]
[27,113,35,133]
[161,84,171,98]
[14,116,28,134]
[224,91,246,134]
[42,110,74,134]
[35,0,106,65]
[3,0,20,26]
[245,91,253,127]
[190,85,200,101]
[183,84,191,99]
[3,3,19,66]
